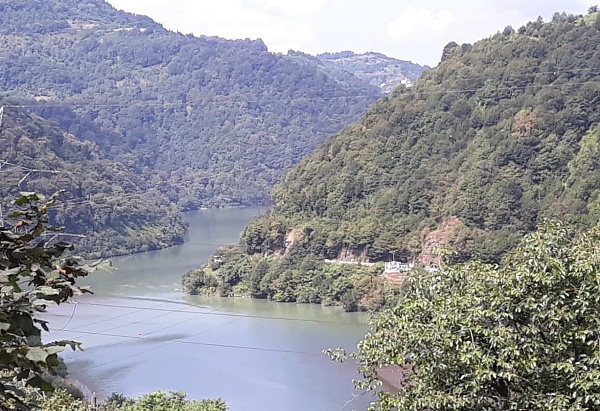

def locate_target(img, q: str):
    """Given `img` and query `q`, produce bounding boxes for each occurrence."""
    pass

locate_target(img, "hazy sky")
[106,0,591,66]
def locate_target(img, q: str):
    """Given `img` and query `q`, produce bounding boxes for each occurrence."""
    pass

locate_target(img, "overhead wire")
[73,301,367,325]
[47,298,365,361]
[84,313,245,367]
[50,300,175,336]
[55,327,323,356]
[51,303,78,331]
[2,71,599,197]
[31,62,599,365]
[2,71,597,232]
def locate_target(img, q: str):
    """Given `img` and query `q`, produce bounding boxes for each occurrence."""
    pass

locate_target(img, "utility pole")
[0,106,4,130]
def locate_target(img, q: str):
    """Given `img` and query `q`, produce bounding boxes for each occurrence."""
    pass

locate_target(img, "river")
[44,208,373,411]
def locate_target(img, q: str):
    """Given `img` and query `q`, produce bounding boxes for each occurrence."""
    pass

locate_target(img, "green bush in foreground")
[346,221,600,410]
[41,390,227,411]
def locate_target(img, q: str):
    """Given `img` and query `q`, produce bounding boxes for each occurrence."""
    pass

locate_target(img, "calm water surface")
[45,208,373,411]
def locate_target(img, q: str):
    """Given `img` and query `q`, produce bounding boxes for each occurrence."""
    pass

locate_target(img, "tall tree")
[351,221,600,410]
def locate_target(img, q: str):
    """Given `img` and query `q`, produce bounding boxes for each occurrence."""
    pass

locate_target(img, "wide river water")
[44,208,373,411]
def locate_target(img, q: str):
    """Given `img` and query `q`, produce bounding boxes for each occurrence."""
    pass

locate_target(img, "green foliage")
[0,192,105,409]
[41,389,88,411]
[182,245,400,312]
[0,0,424,209]
[353,221,600,410]
[0,98,188,258]
[39,390,227,411]
[263,13,600,264]
[112,391,227,411]
[185,13,600,314]
[0,0,157,35]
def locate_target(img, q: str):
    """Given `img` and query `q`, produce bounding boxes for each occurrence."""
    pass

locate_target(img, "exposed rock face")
[418,217,466,266]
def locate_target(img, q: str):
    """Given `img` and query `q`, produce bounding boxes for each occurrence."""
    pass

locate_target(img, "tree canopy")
[41,390,227,411]
[185,13,600,310]
[351,221,600,410]
[0,98,187,258]
[245,12,600,265]
[0,0,425,209]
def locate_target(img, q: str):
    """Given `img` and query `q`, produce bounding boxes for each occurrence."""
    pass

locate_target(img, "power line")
[51,301,175,335]
[393,78,600,99]
[1,94,380,110]
[55,327,324,357]
[47,298,363,361]
[52,303,78,331]
[83,314,245,367]
[1,68,599,110]
[73,301,365,325]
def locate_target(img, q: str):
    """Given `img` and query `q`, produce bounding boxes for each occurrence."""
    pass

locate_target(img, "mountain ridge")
[0,0,426,210]
[183,11,600,308]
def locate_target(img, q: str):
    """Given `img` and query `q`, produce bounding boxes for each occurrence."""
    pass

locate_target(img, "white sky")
[106,0,591,66]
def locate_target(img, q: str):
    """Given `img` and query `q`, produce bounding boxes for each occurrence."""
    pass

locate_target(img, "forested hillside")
[0,0,422,208]
[317,51,426,93]
[184,12,600,306]
[0,97,187,257]
[287,51,426,94]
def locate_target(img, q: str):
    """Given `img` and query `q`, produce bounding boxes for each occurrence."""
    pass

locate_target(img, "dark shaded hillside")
[182,12,600,306]
[0,0,391,208]
[0,98,187,257]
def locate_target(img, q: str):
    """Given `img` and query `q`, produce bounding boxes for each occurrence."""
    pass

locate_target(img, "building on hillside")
[384,261,414,273]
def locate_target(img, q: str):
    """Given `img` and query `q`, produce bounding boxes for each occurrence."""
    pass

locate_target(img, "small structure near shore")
[384,261,414,273]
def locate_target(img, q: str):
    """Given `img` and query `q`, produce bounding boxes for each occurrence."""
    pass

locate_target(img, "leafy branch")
[0,192,110,409]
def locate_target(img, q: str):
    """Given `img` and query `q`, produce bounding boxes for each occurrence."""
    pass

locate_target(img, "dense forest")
[0,96,187,257]
[184,12,600,305]
[0,0,425,209]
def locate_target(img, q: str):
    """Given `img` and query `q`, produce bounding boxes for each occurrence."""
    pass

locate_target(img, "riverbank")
[42,208,374,410]
[64,376,94,401]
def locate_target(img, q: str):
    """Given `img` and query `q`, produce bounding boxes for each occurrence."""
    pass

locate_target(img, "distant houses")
[323,259,439,273]
[384,261,439,273]
[384,261,414,273]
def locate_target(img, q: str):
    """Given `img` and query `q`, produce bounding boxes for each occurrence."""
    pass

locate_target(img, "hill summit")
[0,0,426,209]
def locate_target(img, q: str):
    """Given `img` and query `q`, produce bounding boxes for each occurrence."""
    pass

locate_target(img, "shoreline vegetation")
[182,245,403,312]
[181,12,600,318]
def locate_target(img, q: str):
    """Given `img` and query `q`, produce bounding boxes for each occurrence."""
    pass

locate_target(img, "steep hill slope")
[0,0,419,208]
[269,13,600,263]
[183,12,600,308]
[0,98,186,257]
[317,51,427,93]
[287,50,427,94]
